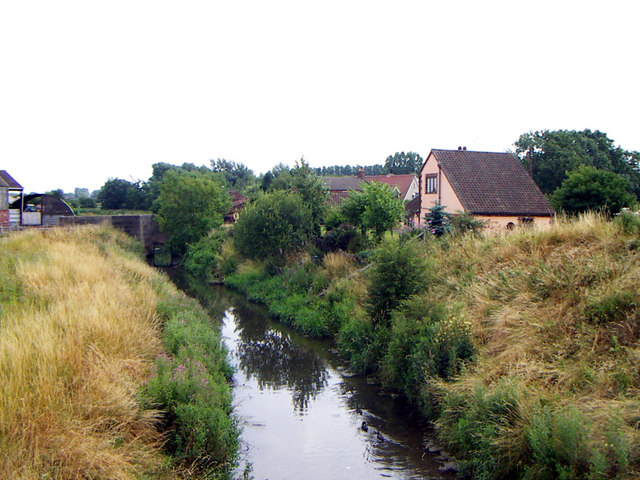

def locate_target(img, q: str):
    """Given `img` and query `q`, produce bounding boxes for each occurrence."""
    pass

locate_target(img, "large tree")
[233,191,313,260]
[384,151,424,175]
[551,165,634,215]
[210,158,255,191]
[155,170,230,254]
[341,181,405,239]
[97,178,148,210]
[515,129,640,197]
[261,159,329,236]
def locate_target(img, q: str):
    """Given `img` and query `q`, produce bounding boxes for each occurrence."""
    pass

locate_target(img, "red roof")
[366,174,415,199]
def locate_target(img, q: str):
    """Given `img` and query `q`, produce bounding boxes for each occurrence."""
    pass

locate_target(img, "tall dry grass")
[0,226,165,479]
[429,213,640,477]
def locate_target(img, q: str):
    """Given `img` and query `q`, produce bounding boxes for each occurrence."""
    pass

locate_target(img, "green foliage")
[337,317,390,374]
[424,203,452,237]
[226,262,356,337]
[142,290,238,472]
[210,158,255,192]
[382,301,474,401]
[515,129,640,197]
[438,382,525,479]
[450,212,485,236]
[524,407,630,480]
[341,181,405,239]
[155,170,231,254]
[366,237,433,323]
[616,208,640,235]
[233,191,313,260]
[260,159,329,236]
[97,178,149,210]
[551,166,634,214]
[384,151,424,174]
[184,230,227,280]
[584,290,636,324]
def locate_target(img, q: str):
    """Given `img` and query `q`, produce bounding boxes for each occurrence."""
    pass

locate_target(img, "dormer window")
[425,174,437,194]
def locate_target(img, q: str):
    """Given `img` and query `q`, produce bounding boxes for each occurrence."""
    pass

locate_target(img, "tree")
[97,179,134,209]
[155,170,231,254]
[384,151,424,174]
[515,129,640,197]
[233,191,313,260]
[550,166,634,215]
[210,158,255,191]
[260,159,329,236]
[341,181,405,239]
[424,204,452,237]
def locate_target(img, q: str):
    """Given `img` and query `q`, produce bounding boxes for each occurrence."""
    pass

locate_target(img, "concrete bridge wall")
[59,215,168,254]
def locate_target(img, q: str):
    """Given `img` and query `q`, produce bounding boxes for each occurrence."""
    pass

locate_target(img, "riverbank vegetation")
[215,212,640,479]
[0,226,237,479]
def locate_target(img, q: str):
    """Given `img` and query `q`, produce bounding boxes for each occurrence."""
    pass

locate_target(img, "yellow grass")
[430,213,640,473]
[0,226,166,479]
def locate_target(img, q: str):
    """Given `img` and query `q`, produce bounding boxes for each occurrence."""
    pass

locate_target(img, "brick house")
[0,170,23,228]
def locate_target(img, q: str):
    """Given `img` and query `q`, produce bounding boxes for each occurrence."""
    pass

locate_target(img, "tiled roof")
[0,170,23,189]
[323,176,366,191]
[431,149,554,216]
[366,174,415,199]
[405,195,420,213]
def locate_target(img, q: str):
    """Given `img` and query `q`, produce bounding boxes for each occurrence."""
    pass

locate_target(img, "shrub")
[366,237,434,324]
[184,229,227,280]
[381,299,474,401]
[616,208,640,235]
[233,191,314,260]
[450,212,486,236]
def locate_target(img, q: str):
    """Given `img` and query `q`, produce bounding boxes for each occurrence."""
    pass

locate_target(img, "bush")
[551,166,634,215]
[366,237,434,324]
[233,191,314,261]
[184,229,227,280]
[337,316,390,374]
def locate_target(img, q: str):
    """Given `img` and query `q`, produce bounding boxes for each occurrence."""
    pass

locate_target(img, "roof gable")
[431,149,554,216]
[0,170,23,189]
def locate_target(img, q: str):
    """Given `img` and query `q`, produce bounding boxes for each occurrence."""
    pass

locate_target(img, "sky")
[1,0,639,194]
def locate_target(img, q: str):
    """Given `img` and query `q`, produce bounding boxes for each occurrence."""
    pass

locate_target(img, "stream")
[176,276,458,480]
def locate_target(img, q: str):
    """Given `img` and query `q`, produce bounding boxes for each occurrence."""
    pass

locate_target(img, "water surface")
[178,279,457,480]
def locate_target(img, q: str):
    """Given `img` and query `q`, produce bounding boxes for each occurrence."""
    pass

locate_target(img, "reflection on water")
[171,274,457,480]
[234,314,328,413]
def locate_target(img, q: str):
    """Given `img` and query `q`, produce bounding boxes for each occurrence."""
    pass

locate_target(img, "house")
[0,170,23,229]
[418,149,555,229]
[224,190,247,223]
[323,169,419,205]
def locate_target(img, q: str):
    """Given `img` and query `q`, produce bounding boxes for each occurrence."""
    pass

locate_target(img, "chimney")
[458,146,462,150]
[463,146,467,151]
[357,168,366,180]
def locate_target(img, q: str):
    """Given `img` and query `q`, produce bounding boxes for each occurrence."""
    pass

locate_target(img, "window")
[424,174,437,194]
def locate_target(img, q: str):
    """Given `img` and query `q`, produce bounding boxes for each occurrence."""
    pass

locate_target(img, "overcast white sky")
[1,0,638,193]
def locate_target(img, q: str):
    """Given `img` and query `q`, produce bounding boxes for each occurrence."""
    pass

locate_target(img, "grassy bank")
[0,226,237,479]
[225,214,640,479]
